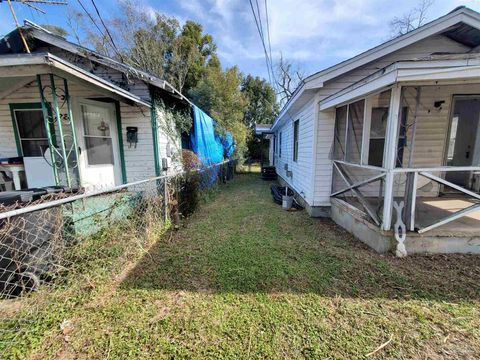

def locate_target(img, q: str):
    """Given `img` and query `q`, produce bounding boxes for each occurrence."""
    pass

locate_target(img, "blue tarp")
[191,106,234,166]
[190,106,235,187]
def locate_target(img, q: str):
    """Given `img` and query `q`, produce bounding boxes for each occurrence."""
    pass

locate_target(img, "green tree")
[241,75,278,160]
[41,24,68,37]
[241,75,278,128]
[176,21,217,92]
[128,14,179,80]
[189,66,249,157]
[71,2,217,93]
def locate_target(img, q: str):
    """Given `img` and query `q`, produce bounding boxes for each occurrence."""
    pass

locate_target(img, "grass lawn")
[4,175,480,359]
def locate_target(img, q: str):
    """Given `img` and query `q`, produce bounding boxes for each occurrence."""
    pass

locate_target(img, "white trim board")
[272,6,480,131]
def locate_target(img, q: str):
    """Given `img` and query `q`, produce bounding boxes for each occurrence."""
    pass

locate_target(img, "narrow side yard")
[24,175,480,358]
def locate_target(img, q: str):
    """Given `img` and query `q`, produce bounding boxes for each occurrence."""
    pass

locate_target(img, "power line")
[76,0,122,60]
[248,0,274,86]
[89,0,121,59]
[76,0,107,41]
[256,0,275,85]
[264,0,273,72]
[263,0,277,93]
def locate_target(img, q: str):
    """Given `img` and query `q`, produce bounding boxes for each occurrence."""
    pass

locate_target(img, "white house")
[267,6,480,255]
[0,22,188,192]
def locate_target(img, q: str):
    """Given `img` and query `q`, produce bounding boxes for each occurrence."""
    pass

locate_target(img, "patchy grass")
[3,175,480,359]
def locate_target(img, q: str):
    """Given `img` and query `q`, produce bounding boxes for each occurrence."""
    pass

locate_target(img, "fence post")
[164,177,169,223]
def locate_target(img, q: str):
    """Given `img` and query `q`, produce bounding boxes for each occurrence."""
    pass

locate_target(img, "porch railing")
[331,160,480,234]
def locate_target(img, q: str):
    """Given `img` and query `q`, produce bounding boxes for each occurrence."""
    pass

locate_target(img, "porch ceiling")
[0,76,35,99]
[442,22,480,48]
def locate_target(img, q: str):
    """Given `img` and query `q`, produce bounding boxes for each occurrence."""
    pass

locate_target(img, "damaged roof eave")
[0,53,151,108]
[26,27,193,106]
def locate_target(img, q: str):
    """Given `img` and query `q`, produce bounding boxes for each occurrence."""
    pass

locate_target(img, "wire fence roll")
[0,159,235,357]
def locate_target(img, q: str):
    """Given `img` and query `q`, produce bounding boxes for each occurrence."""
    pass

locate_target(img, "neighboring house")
[264,6,480,254]
[0,21,190,192]
[254,124,274,166]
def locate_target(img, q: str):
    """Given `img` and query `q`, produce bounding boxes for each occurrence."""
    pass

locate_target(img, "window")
[447,115,459,163]
[12,106,52,157]
[333,105,348,160]
[81,104,114,165]
[368,107,388,167]
[346,100,365,164]
[333,100,364,164]
[293,120,299,161]
[368,106,408,167]
[279,131,282,157]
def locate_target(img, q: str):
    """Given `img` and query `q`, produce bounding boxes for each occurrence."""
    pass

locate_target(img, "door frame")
[74,98,123,187]
[443,94,480,191]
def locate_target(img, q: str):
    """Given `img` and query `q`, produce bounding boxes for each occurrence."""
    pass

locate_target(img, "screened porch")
[323,75,480,240]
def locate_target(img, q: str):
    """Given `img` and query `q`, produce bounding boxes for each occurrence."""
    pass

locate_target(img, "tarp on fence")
[190,105,234,166]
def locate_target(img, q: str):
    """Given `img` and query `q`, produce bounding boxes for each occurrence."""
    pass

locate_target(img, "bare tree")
[389,0,434,37]
[275,53,305,105]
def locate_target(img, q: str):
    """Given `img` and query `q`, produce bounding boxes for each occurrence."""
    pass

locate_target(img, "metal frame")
[37,74,81,188]
[37,75,60,185]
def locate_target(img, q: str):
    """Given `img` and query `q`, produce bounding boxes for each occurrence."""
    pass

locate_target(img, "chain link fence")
[0,160,235,358]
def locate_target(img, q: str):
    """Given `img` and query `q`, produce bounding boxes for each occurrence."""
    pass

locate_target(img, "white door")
[76,100,121,191]
[11,106,56,188]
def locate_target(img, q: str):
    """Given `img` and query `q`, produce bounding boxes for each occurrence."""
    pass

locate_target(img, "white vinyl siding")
[274,98,315,203]
[312,34,472,205]
[0,78,163,184]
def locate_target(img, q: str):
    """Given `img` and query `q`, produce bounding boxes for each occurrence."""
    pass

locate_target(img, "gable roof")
[0,21,192,106]
[273,6,480,129]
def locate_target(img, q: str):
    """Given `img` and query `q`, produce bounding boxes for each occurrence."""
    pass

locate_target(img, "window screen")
[368,106,408,167]
[368,107,388,167]
[333,105,347,160]
[345,100,365,164]
[14,109,50,157]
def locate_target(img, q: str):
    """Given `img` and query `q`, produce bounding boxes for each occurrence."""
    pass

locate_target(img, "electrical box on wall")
[162,158,169,171]
[126,127,138,148]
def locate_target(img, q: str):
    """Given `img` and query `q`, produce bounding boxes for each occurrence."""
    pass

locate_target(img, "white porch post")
[382,85,402,231]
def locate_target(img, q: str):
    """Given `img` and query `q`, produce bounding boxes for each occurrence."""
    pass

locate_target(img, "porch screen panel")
[346,99,364,164]
[368,90,391,167]
[333,105,347,160]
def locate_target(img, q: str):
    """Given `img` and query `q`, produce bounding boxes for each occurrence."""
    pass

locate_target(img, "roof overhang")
[0,53,151,107]
[272,6,480,130]
[25,25,193,106]
[307,7,480,86]
[320,58,480,110]
[255,124,273,135]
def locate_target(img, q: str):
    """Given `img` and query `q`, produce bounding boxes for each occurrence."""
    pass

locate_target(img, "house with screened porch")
[265,6,480,255]
[0,21,189,194]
